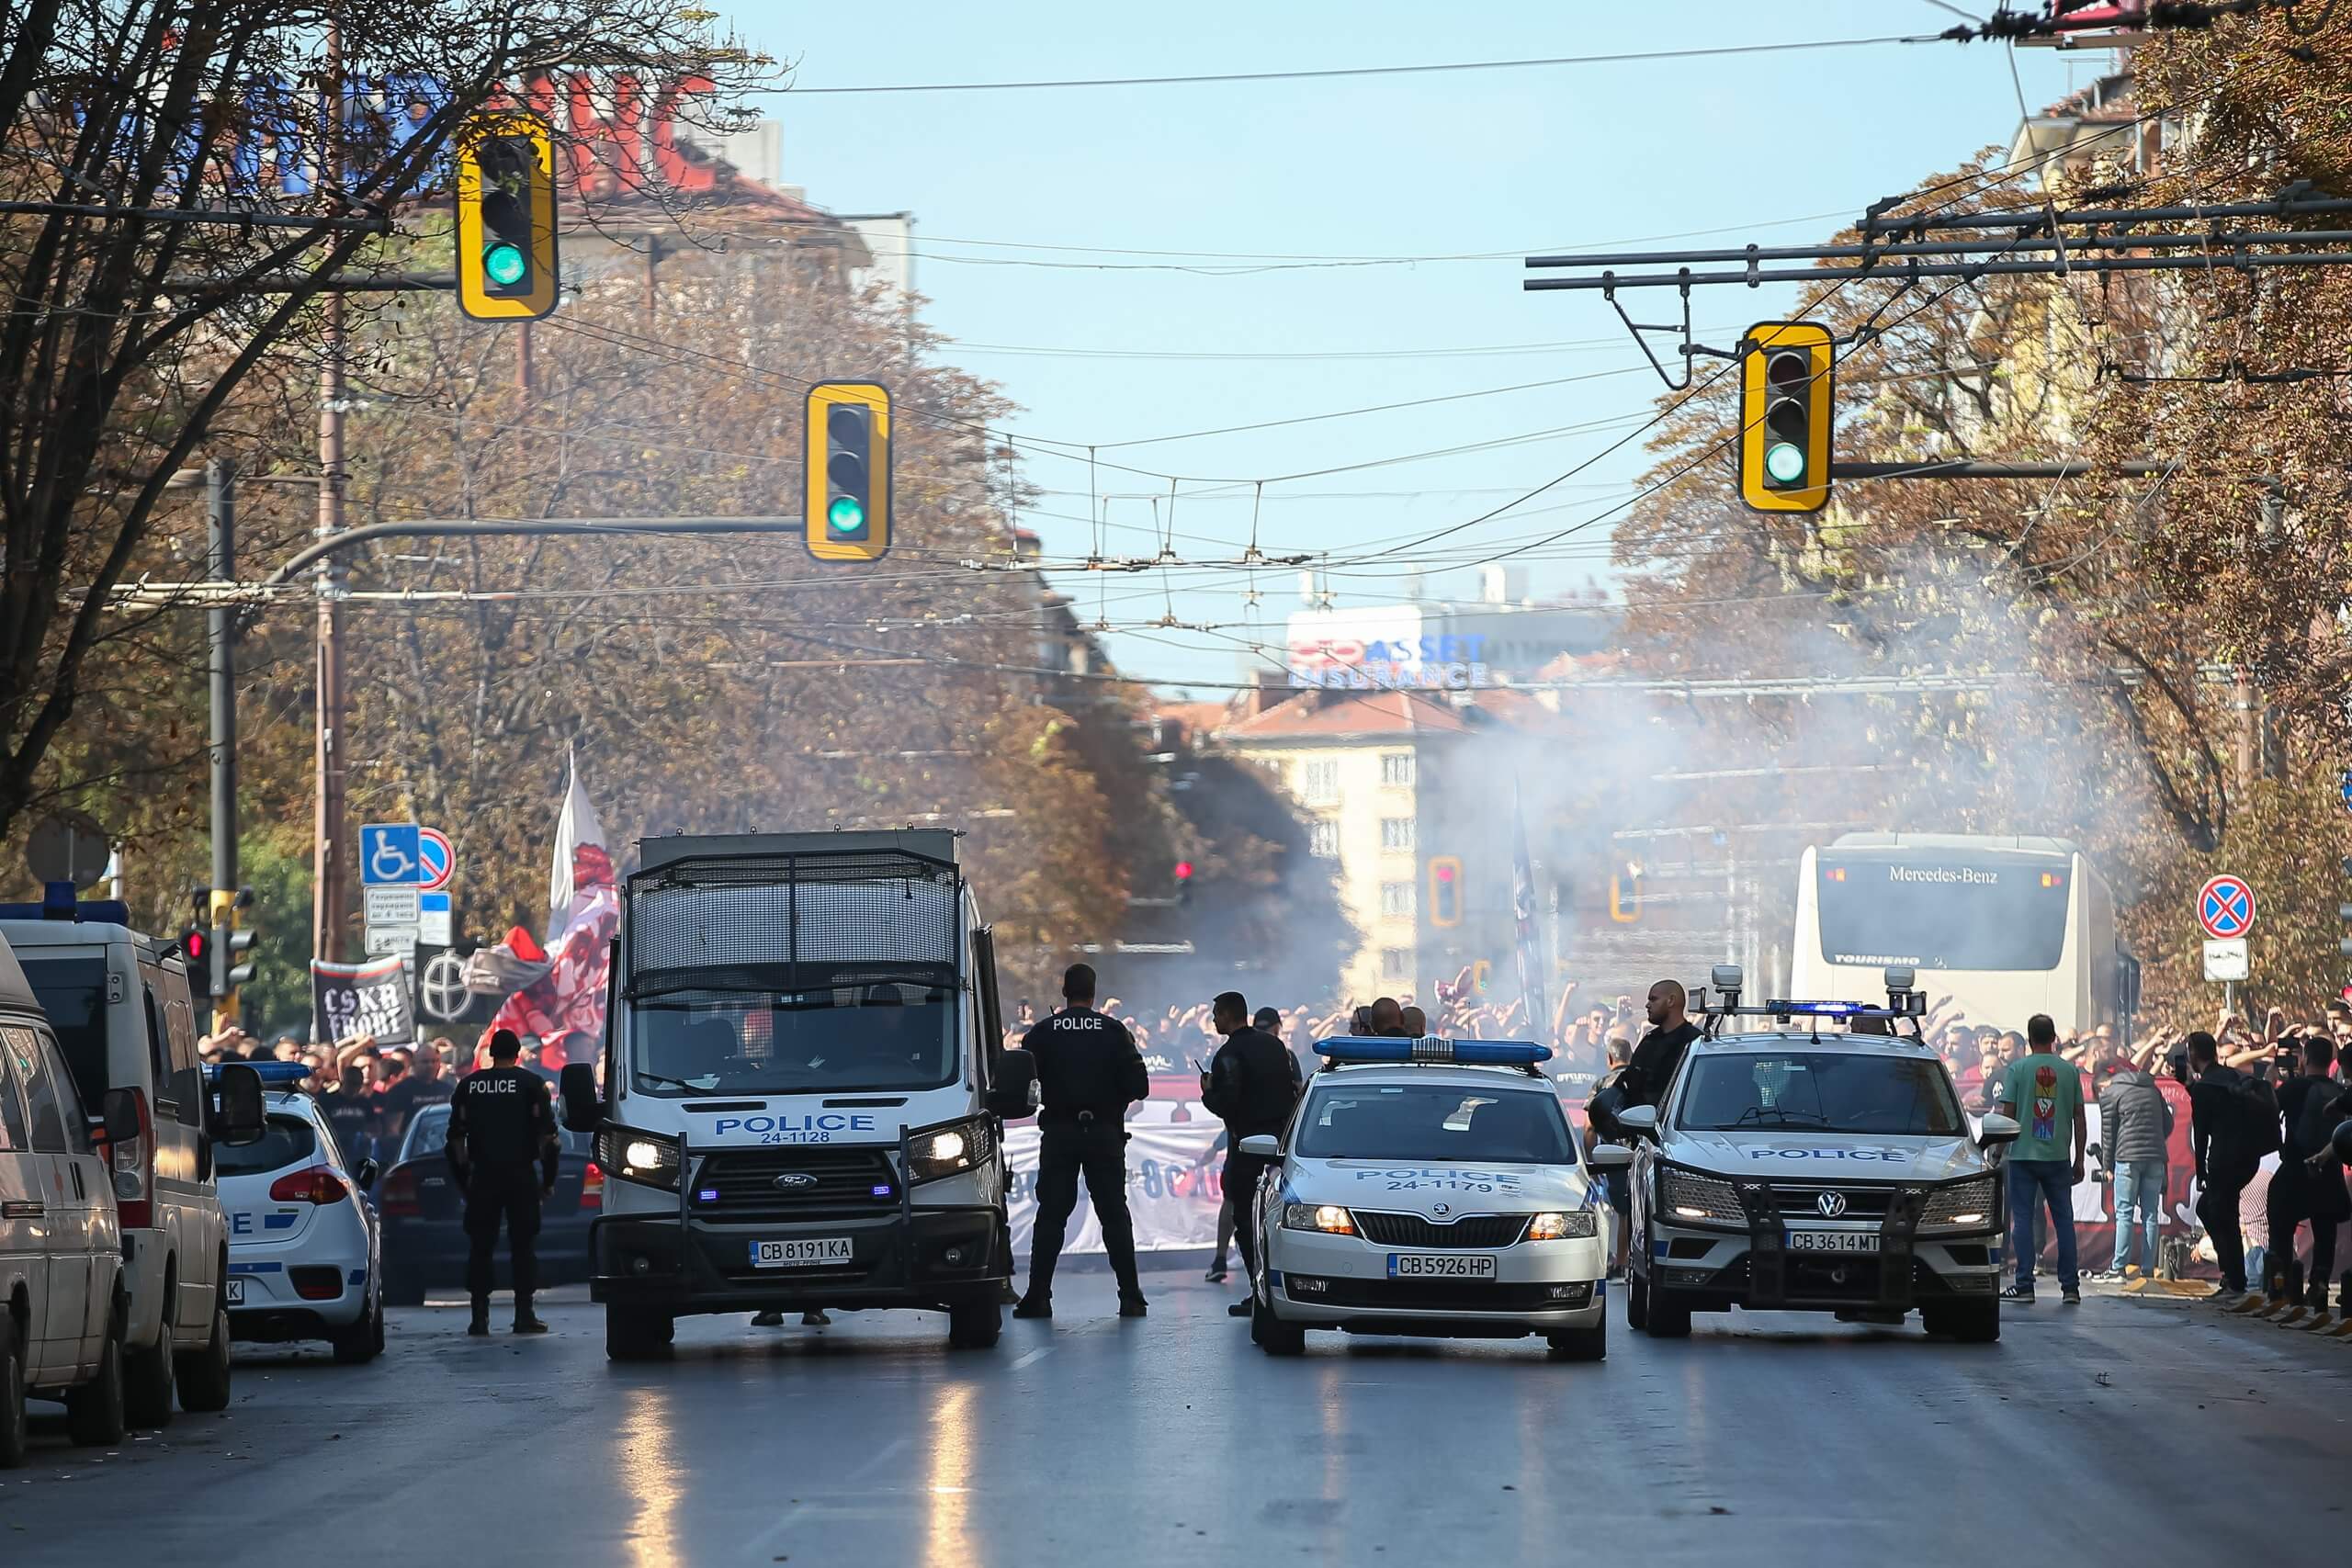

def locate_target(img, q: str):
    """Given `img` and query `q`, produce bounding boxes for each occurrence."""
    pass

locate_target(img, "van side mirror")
[1238,1134,1281,1158]
[355,1158,379,1190]
[1616,1105,1658,1138]
[983,1048,1039,1121]
[559,1063,605,1134]
[95,1087,141,1149]
[211,1064,266,1147]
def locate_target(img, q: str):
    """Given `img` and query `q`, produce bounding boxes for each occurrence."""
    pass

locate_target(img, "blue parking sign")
[360,823,424,886]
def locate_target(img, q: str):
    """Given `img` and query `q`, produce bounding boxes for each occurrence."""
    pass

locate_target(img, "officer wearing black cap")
[1015,963,1149,1320]
[447,1028,560,1335]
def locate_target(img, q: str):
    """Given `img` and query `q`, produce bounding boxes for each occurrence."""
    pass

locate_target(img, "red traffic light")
[185,929,207,961]
[1434,863,1457,882]
[1174,861,1194,881]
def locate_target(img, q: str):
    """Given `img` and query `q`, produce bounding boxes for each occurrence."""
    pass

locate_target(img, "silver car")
[1245,1038,1628,1360]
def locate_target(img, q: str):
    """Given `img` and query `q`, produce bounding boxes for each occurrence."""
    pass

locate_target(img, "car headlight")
[1918,1175,1998,1235]
[1658,1166,1744,1226]
[1527,1210,1599,1241]
[906,1118,994,1183]
[1282,1202,1357,1235]
[595,1127,680,1191]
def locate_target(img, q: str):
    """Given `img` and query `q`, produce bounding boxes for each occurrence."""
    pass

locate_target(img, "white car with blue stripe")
[215,1065,382,1363]
[1245,1037,1626,1359]
[1620,966,2018,1343]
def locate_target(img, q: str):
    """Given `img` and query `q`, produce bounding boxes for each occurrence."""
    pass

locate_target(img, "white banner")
[1006,1122,1230,1257]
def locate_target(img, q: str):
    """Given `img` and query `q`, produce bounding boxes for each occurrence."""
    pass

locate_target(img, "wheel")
[1252,1292,1305,1356]
[175,1299,233,1414]
[605,1304,675,1361]
[1546,1318,1607,1361]
[1645,1280,1692,1339]
[380,1269,427,1308]
[1924,1300,2001,1344]
[330,1292,382,1364]
[1626,1265,1650,1331]
[123,1327,175,1427]
[65,1317,126,1447]
[370,1290,387,1355]
[946,1293,1002,1349]
[0,1315,28,1470]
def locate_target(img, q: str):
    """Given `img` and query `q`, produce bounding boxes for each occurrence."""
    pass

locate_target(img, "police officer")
[447,1028,560,1336]
[1203,990,1297,1318]
[1015,964,1149,1320]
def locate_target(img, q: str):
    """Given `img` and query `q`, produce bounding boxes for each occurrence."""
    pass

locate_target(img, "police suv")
[1245,1037,1626,1359]
[559,831,1035,1360]
[1621,967,2018,1342]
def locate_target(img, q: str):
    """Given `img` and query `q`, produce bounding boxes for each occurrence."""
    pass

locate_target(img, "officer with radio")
[1015,964,1150,1321]
[447,1028,560,1336]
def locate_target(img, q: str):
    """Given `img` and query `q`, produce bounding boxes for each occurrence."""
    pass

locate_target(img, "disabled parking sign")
[2196,874,2255,940]
[360,823,423,886]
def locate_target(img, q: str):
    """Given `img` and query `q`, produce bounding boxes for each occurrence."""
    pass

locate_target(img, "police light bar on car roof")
[1314,1035,1553,1066]
[207,1060,311,1085]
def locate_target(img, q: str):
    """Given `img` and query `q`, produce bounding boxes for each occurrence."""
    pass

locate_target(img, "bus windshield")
[629,979,957,1096]
[1815,852,2071,972]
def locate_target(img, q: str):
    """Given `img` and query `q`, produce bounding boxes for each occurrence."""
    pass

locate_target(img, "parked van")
[2,887,266,1426]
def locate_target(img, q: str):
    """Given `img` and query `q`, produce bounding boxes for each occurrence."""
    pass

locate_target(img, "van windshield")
[630,980,957,1096]
[17,954,110,1098]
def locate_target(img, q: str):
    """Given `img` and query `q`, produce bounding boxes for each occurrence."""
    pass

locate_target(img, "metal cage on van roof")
[623,848,962,1001]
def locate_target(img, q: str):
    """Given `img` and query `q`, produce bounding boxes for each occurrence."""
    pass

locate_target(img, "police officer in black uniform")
[1203,991,1298,1317]
[1015,964,1150,1320]
[447,1028,560,1336]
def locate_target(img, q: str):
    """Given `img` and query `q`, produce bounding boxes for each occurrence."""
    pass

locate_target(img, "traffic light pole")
[207,459,239,1032]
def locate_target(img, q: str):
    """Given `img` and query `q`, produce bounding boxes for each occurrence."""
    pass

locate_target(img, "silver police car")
[1243,1037,1628,1360]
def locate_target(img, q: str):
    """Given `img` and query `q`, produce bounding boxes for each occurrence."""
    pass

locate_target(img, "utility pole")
[207,460,238,1028]
[314,291,347,965]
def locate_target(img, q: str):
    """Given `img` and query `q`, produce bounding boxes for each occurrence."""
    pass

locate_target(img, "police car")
[1620,967,2018,1343]
[1244,1037,1627,1359]
[214,1064,384,1362]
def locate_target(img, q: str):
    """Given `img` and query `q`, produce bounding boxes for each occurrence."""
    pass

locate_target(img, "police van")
[1620,966,2019,1343]
[558,831,1035,1359]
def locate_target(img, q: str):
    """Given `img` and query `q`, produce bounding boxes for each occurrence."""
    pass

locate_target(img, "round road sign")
[25,809,109,890]
[417,828,455,892]
[2197,874,2256,941]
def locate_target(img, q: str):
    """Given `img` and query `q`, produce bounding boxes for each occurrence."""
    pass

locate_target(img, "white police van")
[1622,967,2019,1342]
[559,831,1035,1360]
[1248,1036,1626,1359]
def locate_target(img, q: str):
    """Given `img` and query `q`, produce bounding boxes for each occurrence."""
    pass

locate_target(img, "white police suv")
[1245,1037,1628,1359]
[215,1065,383,1363]
[1621,968,2018,1343]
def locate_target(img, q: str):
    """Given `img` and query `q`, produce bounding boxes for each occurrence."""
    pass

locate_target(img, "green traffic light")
[828,496,866,534]
[1763,441,1806,484]
[483,242,526,288]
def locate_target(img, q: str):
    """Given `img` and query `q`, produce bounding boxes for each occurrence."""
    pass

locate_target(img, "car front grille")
[1351,1211,1530,1249]
[1765,1183,1896,1222]
[693,1146,897,1222]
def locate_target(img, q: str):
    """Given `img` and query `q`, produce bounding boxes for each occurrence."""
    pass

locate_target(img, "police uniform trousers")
[1027,1118,1140,1298]
[464,1162,544,1304]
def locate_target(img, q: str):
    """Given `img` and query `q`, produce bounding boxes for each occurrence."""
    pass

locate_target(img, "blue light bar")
[1314,1035,1553,1066]
[206,1060,311,1085]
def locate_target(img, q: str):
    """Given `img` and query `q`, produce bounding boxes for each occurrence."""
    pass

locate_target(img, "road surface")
[2,1276,2345,1565]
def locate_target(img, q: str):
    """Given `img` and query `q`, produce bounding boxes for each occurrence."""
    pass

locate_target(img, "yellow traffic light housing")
[1738,321,1834,513]
[806,380,892,562]
[1427,856,1464,928]
[455,112,560,321]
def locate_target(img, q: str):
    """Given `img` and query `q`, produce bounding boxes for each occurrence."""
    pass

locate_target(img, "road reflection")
[923,1382,976,1568]
[616,1382,688,1568]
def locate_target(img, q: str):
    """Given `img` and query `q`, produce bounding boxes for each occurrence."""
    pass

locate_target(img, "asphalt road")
[2,1275,2346,1566]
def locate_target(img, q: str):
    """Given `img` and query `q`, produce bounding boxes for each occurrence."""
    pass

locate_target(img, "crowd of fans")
[198,1025,461,1166]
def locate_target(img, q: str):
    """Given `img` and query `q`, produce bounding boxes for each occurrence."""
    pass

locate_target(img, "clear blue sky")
[731,2,2087,688]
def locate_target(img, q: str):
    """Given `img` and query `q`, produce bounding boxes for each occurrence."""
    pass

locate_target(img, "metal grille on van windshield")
[624,849,961,999]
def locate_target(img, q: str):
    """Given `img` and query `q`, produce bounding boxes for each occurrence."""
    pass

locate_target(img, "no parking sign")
[2196,874,2255,941]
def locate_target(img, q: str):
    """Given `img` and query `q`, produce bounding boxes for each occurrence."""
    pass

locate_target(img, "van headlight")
[1658,1166,1745,1227]
[1527,1211,1598,1241]
[595,1127,680,1191]
[906,1118,993,1183]
[1918,1176,1998,1235]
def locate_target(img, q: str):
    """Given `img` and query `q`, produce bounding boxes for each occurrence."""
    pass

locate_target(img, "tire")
[65,1317,126,1447]
[946,1294,1002,1350]
[1645,1280,1692,1339]
[175,1299,233,1414]
[1626,1265,1650,1331]
[0,1316,28,1470]
[370,1291,387,1356]
[123,1329,175,1428]
[331,1291,382,1364]
[1252,1293,1305,1357]
[380,1269,428,1309]
[1925,1300,2001,1344]
[605,1304,675,1362]
[1547,1318,1607,1361]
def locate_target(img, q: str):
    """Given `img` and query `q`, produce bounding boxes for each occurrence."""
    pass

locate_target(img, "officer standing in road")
[1203,990,1298,1319]
[447,1028,560,1336]
[1016,964,1151,1321]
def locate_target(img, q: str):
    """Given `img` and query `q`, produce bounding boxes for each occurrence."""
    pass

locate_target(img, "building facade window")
[1379,881,1415,918]
[1380,818,1416,852]
[1302,759,1340,804]
[1308,819,1340,858]
[1379,751,1415,787]
[1381,947,1410,978]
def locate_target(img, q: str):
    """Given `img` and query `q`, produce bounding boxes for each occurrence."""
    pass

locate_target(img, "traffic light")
[1428,856,1463,928]
[1174,860,1194,906]
[805,381,892,563]
[1738,321,1834,513]
[211,886,256,1031]
[455,112,559,321]
[182,891,212,1006]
